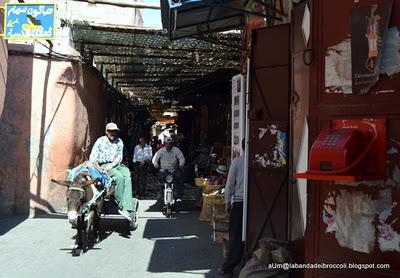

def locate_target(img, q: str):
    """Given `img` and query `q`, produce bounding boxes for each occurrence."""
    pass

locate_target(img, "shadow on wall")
[0,50,33,216]
[73,64,108,166]
[44,63,107,210]
[61,64,109,170]
[0,49,65,216]
[31,55,57,215]
[30,61,91,214]
[0,53,119,217]
[35,62,120,212]
[61,65,92,168]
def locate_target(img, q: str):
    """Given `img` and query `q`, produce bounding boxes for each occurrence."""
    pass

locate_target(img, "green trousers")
[107,164,134,211]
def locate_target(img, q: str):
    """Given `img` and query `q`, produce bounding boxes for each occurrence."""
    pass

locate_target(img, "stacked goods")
[199,193,214,221]
[196,177,223,221]
[210,193,230,254]
[213,218,229,244]
[194,177,208,186]
[253,238,291,265]
[196,178,230,258]
[221,236,229,258]
[212,201,227,219]
[239,238,292,278]
[195,178,222,194]
[202,184,222,194]
[199,189,223,221]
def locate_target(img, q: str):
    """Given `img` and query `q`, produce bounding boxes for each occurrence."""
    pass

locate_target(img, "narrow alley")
[1,1,400,278]
[0,199,224,278]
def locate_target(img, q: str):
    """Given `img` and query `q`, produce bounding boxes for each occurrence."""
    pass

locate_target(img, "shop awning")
[161,0,247,40]
[68,20,241,104]
[161,0,281,40]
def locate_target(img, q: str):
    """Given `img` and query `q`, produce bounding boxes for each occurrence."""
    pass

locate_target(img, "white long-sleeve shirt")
[152,147,185,172]
[225,155,244,205]
[133,144,153,163]
[89,136,123,171]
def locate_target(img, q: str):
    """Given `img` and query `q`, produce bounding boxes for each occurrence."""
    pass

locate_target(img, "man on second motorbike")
[152,137,185,203]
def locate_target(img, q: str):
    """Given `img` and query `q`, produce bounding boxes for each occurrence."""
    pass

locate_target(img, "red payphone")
[295,119,386,181]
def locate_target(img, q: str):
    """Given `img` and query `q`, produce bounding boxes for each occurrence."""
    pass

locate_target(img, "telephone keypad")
[323,134,341,147]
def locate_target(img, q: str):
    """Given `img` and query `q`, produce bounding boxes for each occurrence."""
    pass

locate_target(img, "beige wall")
[0,45,109,215]
[66,0,144,26]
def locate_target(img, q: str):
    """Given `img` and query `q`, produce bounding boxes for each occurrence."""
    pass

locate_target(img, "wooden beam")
[116,81,183,87]
[80,41,239,53]
[100,62,238,69]
[94,53,192,60]
[69,20,166,33]
[98,60,238,68]
[114,77,198,83]
[109,73,208,78]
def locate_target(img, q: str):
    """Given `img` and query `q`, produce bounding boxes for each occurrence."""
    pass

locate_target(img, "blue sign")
[4,3,56,40]
[168,0,203,8]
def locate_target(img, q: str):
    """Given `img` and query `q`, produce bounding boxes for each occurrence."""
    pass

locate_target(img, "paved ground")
[0,200,224,278]
[133,172,202,201]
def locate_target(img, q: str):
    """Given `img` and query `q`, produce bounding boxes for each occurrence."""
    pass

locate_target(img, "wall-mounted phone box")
[295,119,386,182]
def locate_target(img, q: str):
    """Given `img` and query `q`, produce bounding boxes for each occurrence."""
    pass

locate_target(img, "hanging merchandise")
[231,74,246,160]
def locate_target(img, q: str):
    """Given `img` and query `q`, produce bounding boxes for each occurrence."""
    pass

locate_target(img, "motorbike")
[162,170,175,218]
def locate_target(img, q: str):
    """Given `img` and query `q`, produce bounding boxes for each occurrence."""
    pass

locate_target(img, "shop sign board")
[3,3,56,40]
[231,74,246,160]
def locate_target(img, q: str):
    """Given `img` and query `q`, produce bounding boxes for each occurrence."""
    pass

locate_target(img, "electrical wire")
[34,40,84,63]
[8,49,81,63]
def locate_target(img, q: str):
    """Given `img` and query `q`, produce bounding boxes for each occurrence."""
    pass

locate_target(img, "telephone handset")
[308,128,377,175]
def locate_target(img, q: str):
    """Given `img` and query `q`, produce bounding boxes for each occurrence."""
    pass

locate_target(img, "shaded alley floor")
[0,200,224,278]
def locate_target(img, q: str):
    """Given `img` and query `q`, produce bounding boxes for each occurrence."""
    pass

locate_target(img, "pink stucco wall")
[0,8,7,118]
[0,45,109,215]
[0,50,32,215]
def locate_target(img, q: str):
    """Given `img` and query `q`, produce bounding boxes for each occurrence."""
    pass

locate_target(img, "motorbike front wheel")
[166,204,172,218]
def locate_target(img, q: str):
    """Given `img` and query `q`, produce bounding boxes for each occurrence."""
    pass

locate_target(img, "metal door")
[247,24,291,253]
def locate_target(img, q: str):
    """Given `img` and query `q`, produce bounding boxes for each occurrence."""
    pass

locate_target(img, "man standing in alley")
[133,136,153,199]
[219,139,245,278]
[89,122,134,221]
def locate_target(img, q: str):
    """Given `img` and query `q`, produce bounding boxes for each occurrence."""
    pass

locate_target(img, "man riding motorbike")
[152,137,185,203]
[89,122,134,221]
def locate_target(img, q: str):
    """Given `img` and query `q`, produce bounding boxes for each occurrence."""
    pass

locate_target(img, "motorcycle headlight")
[165,175,173,183]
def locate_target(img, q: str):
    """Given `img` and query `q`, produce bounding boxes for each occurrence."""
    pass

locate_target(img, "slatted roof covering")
[68,20,241,103]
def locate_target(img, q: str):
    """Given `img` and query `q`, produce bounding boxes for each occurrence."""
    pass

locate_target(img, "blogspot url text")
[269,263,391,270]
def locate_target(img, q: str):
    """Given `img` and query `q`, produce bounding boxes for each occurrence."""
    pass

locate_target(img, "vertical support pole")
[242,58,251,242]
